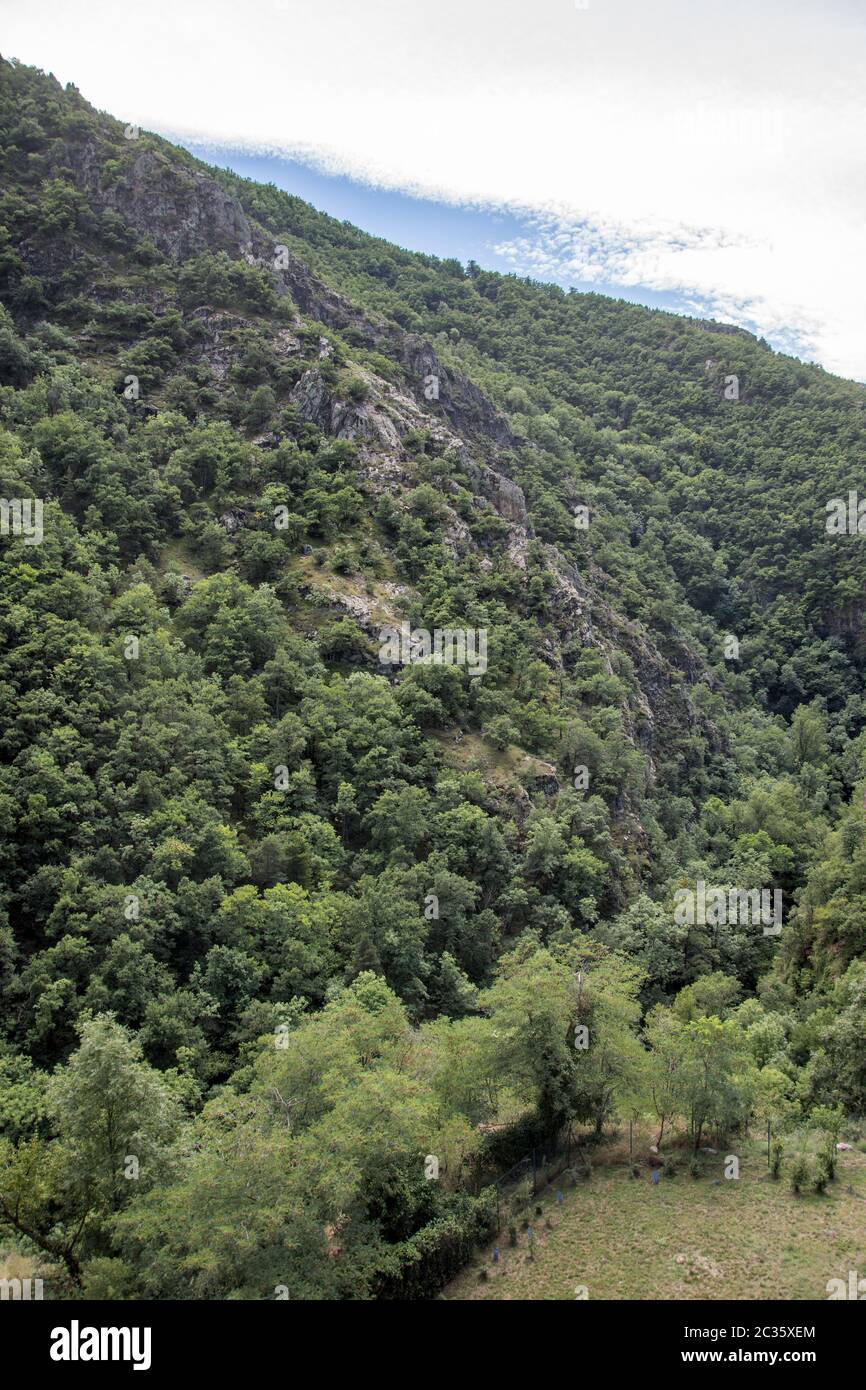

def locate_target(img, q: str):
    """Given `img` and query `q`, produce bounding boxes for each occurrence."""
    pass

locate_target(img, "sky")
[3,0,865,381]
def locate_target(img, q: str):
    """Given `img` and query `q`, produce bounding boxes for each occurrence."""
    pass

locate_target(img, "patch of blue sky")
[177,142,694,317]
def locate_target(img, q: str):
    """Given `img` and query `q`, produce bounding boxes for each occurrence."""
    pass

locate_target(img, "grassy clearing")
[156,539,208,585]
[431,729,557,788]
[444,1138,866,1301]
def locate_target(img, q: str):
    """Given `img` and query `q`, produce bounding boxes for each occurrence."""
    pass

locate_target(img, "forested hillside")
[1,56,865,1300]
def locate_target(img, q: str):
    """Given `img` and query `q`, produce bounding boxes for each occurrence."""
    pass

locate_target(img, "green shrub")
[375,1189,498,1300]
[244,384,277,430]
[818,1139,836,1184]
[345,377,369,403]
[790,1155,811,1194]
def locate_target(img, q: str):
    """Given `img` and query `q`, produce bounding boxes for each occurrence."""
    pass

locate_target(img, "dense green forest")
[1,56,866,1300]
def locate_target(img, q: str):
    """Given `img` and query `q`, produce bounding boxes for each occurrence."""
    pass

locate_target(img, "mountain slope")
[1,56,865,1302]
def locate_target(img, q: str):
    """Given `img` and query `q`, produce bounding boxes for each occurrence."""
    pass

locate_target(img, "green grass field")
[444,1138,866,1301]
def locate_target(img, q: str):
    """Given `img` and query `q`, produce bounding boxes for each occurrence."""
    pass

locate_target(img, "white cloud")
[4,0,865,378]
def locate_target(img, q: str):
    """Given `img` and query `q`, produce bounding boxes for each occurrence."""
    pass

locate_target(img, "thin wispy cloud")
[4,0,864,377]
[490,211,824,363]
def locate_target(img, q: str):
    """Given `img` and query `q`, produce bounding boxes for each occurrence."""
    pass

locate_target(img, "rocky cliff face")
[49,122,515,456]
[53,138,255,260]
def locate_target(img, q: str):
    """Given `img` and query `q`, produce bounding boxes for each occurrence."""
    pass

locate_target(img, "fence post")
[532,1148,537,1196]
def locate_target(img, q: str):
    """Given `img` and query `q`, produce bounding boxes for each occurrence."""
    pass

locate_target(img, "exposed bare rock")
[290,368,404,452]
[328,591,373,624]
[529,761,560,796]
[290,368,330,428]
[268,251,513,448]
[358,455,412,492]
[218,508,249,534]
[314,581,408,639]
[506,529,531,571]
[484,469,529,525]
[59,141,253,261]
[399,337,514,448]
[442,515,472,555]
[183,308,301,385]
